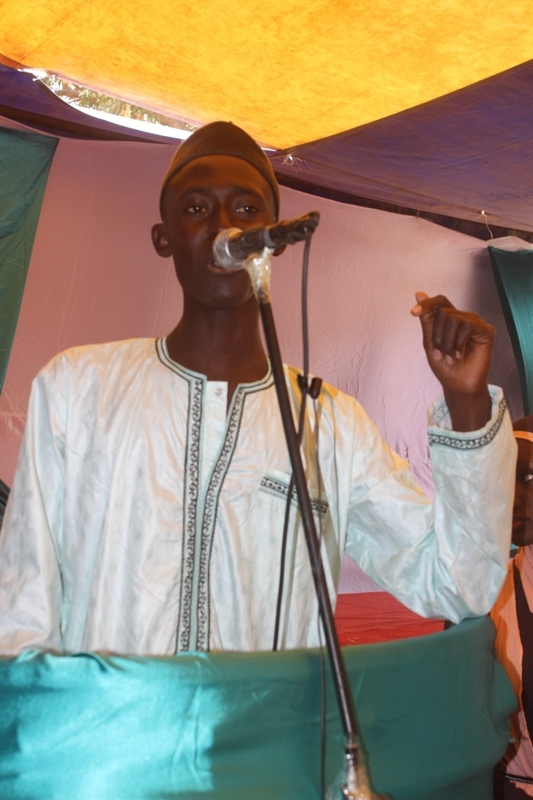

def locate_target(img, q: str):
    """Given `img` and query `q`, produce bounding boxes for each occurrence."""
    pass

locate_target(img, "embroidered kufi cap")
[159,121,280,218]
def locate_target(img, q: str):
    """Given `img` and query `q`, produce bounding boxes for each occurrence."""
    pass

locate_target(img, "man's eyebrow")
[179,185,265,196]
[178,186,210,196]
[231,185,264,195]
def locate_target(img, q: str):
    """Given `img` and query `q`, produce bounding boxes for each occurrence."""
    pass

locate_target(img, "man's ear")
[151,223,173,258]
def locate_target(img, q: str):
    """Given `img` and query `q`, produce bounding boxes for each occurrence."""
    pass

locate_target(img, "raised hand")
[410,292,494,432]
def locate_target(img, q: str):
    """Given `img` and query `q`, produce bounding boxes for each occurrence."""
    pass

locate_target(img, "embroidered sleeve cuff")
[427,385,507,450]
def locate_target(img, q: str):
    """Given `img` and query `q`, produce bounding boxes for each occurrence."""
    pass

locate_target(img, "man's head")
[159,121,279,220]
[152,122,280,311]
[513,415,533,548]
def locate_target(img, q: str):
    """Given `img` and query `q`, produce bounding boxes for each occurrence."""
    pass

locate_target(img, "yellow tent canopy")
[1,0,533,148]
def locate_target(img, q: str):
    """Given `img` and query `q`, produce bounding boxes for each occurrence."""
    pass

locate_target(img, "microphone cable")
[272,234,312,652]
[270,230,328,797]
[313,392,327,799]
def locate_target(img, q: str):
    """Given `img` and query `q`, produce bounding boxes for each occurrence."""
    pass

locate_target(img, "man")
[492,417,533,798]
[0,121,516,656]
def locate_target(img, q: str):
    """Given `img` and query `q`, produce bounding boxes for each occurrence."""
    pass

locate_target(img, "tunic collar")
[156,337,272,389]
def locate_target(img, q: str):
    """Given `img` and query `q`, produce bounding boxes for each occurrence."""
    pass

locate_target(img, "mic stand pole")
[245,248,382,800]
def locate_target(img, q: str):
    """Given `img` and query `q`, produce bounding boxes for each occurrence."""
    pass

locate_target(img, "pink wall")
[0,118,524,591]
[271,196,524,490]
[0,123,180,483]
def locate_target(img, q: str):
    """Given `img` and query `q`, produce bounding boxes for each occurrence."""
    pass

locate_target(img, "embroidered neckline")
[155,338,272,390]
[167,337,275,653]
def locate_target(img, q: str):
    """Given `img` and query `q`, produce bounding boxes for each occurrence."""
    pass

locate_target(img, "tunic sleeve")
[344,386,516,622]
[0,357,67,654]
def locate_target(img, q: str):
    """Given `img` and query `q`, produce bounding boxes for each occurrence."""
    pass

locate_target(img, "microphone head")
[212,228,245,270]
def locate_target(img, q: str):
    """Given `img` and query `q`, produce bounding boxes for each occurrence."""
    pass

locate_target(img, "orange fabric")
[1,1,533,147]
[515,432,533,443]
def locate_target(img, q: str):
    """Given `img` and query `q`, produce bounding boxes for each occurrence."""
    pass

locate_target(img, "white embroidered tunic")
[0,338,515,656]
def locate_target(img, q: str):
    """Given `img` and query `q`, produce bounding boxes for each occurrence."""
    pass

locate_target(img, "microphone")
[213,211,320,270]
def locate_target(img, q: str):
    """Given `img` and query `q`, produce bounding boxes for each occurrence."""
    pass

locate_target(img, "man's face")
[152,154,276,310]
[513,437,533,548]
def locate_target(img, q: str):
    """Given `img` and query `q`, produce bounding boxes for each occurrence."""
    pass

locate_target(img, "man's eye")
[236,204,259,214]
[185,204,207,214]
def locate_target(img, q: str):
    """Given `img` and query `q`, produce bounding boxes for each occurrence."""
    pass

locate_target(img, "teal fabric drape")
[0,126,57,391]
[0,617,515,799]
[489,246,533,415]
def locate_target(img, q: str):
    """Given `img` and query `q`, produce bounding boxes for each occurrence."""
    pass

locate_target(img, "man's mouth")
[208,261,241,275]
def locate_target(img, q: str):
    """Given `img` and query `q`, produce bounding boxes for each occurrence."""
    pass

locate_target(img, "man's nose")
[211,205,236,238]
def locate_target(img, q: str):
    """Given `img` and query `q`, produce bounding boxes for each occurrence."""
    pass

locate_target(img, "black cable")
[272,397,306,651]
[313,394,327,799]
[270,233,328,796]
[301,236,311,377]
[272,235,313,651]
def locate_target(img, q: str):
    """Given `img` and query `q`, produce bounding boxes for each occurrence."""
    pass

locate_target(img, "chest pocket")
[259,469,329,518]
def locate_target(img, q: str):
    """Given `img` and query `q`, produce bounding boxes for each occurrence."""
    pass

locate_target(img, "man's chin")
[206,290,257,311]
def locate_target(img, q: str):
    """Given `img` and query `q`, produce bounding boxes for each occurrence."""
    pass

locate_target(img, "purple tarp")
[272,60,533,232]
[2,60,533,231]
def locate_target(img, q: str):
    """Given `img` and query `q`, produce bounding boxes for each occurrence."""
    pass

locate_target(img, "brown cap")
[159,121,280,218]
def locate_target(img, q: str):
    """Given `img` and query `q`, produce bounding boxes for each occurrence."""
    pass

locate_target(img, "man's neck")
[165,296,268,386]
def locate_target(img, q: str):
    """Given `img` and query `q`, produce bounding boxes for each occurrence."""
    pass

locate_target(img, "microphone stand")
[245,247,383,800]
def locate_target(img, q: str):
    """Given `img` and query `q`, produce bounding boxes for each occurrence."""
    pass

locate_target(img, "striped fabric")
[0,480,9,528]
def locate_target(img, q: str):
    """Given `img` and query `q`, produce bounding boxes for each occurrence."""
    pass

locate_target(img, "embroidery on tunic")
[177,376,203,651]
[196,372,274,651]
[260,475,329,517]
[195,388,246,650]
[158,339,276,652]
[429,397,506,450]
[155,339,204,653]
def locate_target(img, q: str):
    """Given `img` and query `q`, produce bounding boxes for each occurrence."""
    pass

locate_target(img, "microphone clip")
[297,374,323,400]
